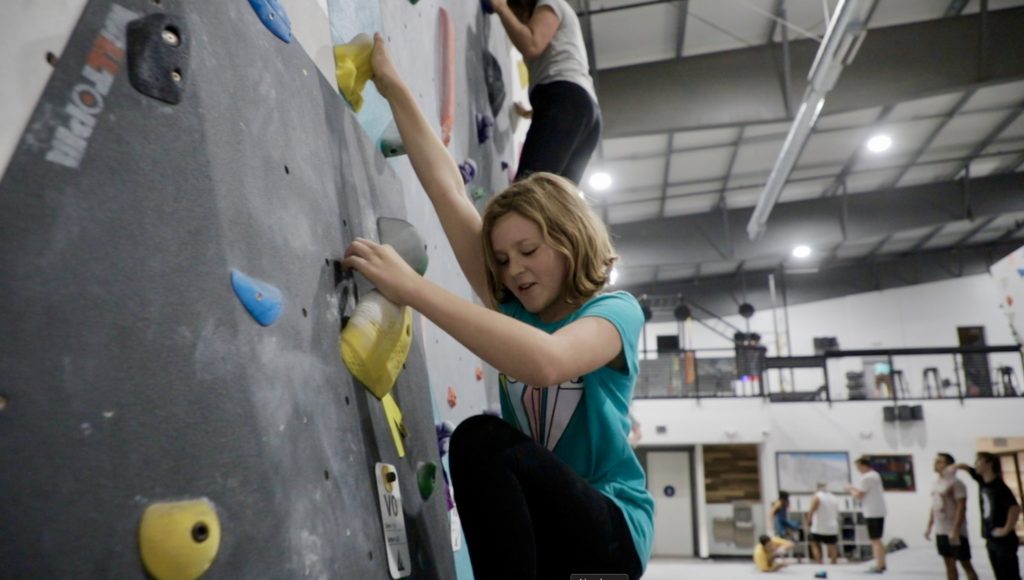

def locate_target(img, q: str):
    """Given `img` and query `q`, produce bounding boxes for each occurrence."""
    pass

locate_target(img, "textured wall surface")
[0,0,519,576]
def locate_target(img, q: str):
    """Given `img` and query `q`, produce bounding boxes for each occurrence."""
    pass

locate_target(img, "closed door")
[648,450,694,557]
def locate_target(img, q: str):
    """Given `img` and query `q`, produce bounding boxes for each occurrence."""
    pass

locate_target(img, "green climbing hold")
[469,186,487,202]
[417,462,437,500]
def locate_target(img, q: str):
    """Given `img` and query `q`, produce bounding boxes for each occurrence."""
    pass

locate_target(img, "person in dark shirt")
[956,452,1022,580]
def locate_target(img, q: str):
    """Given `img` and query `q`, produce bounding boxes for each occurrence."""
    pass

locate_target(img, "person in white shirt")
[926,453,979,580]
[848,456,888,574]
[806,481,840,565]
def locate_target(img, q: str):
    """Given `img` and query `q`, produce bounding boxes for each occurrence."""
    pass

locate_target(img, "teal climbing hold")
[379,120,406,158]
[231,270,284,326]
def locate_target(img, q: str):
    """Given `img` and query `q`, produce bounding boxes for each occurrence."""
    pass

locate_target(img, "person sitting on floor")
[754,534,795,572]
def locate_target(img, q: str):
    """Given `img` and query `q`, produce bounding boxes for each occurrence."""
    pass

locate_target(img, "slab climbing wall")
[0,0,480,576]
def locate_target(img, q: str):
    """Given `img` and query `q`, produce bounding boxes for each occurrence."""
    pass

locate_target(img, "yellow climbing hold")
[333,33,374,112]
[339,290,413,400]
[139,498,221,580]
[517,59,529,90]
[382,392,407,457]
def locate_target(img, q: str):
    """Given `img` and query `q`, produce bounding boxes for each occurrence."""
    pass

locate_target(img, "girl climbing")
[342,35,651,580]
[489,0,603,185]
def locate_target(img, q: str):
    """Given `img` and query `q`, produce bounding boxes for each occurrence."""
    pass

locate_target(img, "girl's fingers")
[341,254,367,272]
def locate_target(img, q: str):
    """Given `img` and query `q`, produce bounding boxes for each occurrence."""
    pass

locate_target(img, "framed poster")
[776,451,851,494]
[863,454,916,491]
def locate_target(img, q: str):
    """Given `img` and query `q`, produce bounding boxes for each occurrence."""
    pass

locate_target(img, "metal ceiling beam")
[604,146,1024,206]
[596,7,1024,138]
[610,172,1024,273]
[627,239,1023,322]
[944,0,969,17]
[675,0,689,58]
[944,104,1024,181]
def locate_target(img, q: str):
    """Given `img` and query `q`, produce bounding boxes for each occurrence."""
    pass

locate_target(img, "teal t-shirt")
[497,290,654,568]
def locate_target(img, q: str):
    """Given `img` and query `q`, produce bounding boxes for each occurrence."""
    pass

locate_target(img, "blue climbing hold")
[459,159,477,184]
[231,270,284,326]
[248,0,292,43]
[476,113,494,144]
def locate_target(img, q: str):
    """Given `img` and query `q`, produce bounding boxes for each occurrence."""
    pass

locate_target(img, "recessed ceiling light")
[589,172,612,191]
[866,134,892,153]
[609,267,619,286]
[792,245,812,258]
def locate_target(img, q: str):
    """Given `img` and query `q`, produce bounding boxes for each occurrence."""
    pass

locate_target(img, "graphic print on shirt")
[499,373,584,451]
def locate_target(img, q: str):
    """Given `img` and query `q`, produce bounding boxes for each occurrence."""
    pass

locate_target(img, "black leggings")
[516,81,602,186]
[449,414,642,580]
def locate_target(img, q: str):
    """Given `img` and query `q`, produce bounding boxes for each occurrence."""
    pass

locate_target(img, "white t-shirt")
[811,490,840,535]
[931,475,968,535]
[858,471,887,518]
[526,0,596,101]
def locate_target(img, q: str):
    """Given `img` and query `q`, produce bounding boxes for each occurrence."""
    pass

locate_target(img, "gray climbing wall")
[0,0,464,576]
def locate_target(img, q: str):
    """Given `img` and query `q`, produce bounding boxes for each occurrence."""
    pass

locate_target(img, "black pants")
[987,538,1021,580]
[516,81,602,186]
[449,414,642,580]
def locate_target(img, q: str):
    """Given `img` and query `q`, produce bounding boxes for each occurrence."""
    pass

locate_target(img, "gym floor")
[642,547,1024,579]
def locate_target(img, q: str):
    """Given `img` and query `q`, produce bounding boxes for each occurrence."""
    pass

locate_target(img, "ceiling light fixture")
[866,134,892,153]
[792,245,812,258]
[746,0,874,240]
[589,172,612,191]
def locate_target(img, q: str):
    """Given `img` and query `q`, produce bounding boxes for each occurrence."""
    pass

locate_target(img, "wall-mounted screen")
[863,454,916,491]
[776,451,851,494]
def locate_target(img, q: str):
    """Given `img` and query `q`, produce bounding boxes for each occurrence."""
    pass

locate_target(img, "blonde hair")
[481,172,617,307]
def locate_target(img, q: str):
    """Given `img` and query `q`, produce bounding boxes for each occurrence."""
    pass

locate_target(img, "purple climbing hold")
[476,113,494,144]
[500,161,509,170]
[481,0,494,14]
[459,159,477,184]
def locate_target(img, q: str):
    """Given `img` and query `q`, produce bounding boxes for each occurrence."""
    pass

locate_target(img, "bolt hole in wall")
[324,470,330,481]
[191,522,209,543]
[301,307,307,318]
[284,165,290,175]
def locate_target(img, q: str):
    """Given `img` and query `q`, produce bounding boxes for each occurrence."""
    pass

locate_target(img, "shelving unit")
[787,498,873,562]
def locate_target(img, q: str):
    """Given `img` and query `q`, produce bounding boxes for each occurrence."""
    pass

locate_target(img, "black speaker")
[656,335,679,353]
[910,405,924,420]
[883,406,897,422]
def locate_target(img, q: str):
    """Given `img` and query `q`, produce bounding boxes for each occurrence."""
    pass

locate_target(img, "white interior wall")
[632,396,1024,553]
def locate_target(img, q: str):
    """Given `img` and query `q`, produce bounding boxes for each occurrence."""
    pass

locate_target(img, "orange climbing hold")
[446,385,457,408]
[439,7,455,146]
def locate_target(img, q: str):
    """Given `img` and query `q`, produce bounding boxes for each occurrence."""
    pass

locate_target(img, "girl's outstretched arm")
[343,238,622,386]
[370,34,490,302]
[490,0,559,60]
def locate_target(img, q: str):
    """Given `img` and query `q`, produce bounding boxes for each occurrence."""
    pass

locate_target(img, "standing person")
[488,0,602,185]
[848,456,888,574]
[806,482,840,565]
[754,534,795,573]
[957,452,1022,580]
[770,491,802,541]
[344,36,653,579]
[926,453,979,580]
